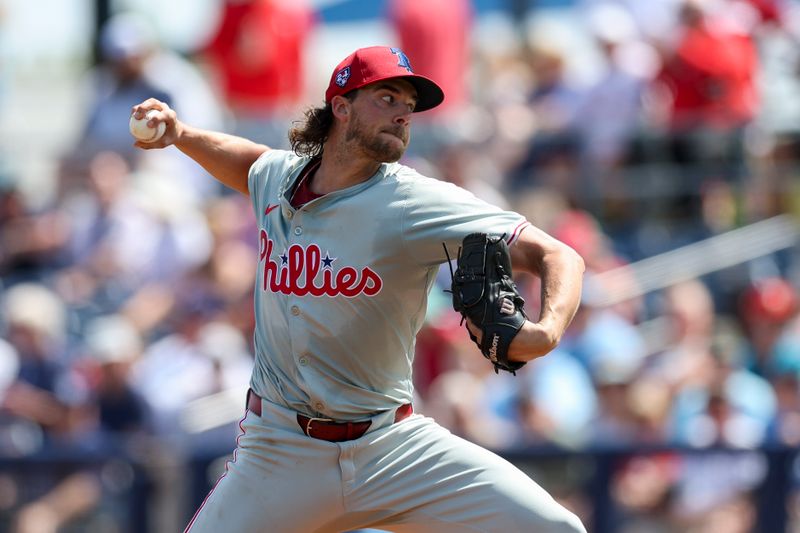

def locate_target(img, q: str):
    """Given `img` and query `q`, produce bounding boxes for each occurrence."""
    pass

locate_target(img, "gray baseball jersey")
[185,150,586,533]
[247,150,530,420]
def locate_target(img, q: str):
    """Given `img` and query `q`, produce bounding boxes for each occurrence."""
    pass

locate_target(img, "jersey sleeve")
[399,174,530,267]
[248,149,294,216]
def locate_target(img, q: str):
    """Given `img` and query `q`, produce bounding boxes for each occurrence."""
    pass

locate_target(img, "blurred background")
[0,0,799,531]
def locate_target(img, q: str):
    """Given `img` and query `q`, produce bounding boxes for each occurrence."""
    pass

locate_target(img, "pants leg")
[184,407,345,533]
[185,400,585,533]
[346,415,586,533]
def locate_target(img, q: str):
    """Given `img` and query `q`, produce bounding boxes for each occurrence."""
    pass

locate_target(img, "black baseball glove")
[445,233,527,374]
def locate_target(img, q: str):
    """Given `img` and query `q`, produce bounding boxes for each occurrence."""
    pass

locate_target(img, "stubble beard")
[345,112,408,163]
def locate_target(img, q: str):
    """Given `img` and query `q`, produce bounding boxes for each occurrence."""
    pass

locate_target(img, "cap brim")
[403,75,445,113]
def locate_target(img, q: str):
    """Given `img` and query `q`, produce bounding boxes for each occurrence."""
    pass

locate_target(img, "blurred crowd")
[2,0,800,531]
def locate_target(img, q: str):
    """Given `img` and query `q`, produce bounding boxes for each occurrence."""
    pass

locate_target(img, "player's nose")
[393,112,411,127]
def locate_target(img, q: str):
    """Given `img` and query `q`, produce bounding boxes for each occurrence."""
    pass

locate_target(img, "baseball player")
[132,46,586,533]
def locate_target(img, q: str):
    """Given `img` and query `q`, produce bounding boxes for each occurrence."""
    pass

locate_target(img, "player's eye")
[382,94,394,104]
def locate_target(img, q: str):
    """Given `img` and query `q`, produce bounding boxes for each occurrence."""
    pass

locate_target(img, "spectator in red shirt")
[204,0,315,146]
[656,0,759,131]
[651,0,760,221]
[387,0,472,115]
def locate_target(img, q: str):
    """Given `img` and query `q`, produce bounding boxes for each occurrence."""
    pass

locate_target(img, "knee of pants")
[519,503,586,533]
[554,510,587,533]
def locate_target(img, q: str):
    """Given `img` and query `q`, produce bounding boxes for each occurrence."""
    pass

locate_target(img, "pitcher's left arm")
[506,225,585,362]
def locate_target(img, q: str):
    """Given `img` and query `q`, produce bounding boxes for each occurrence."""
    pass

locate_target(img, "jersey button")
[298,356,308,366]
[286,211,293,220]
[290,305,300,316]
[294,227,303,236]
[314,401,325,411]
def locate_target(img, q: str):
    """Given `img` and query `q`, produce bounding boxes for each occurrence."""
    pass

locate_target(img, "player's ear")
[331,95,351,120]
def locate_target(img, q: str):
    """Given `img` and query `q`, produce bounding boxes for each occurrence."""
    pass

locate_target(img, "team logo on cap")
[390,48,413,73]
[335,66,351,87]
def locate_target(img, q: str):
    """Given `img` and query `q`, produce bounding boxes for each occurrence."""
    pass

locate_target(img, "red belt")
[247,390,412,442]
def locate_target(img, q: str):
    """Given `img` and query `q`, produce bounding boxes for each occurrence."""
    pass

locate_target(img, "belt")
[246,390,413,442]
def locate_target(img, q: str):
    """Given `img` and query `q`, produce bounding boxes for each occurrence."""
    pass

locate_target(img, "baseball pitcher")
[132,46,586,533]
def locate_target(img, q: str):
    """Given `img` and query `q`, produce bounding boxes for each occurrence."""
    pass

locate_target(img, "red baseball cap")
[325,46,444,112]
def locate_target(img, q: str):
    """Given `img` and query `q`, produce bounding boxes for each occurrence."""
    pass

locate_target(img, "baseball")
[129,109,166,143]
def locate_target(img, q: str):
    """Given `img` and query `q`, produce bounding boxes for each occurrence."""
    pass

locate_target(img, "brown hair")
[288,91,359,158]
